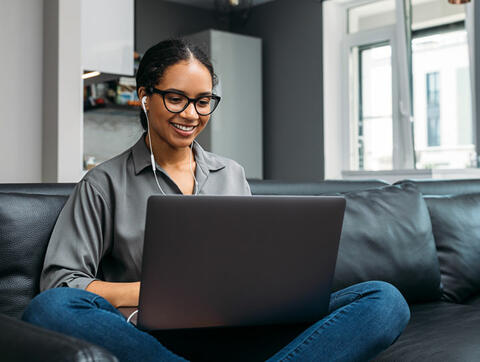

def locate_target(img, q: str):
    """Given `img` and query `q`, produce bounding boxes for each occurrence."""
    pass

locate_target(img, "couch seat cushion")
[333,183,441,303]
[374,302,480,361]
[425,193,480,303]
[0,192,67,318]
[464,293,480,307]
[0,313,117,361]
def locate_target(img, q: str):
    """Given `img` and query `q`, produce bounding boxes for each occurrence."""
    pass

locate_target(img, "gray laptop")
[137,195,346,331]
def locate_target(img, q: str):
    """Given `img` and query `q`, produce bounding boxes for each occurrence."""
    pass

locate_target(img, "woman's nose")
[181,102,199,120]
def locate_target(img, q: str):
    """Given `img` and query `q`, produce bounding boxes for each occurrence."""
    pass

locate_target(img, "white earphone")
[141,95,198,195]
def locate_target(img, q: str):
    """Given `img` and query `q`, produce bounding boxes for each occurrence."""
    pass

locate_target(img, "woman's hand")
[86,280,140,308]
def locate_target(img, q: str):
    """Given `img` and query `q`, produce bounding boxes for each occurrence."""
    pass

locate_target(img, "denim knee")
[368,281,410,342]
[373,281,410,318]
[22,287,101,327]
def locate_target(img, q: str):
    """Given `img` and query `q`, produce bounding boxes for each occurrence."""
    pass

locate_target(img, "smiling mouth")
[169,122,197,132]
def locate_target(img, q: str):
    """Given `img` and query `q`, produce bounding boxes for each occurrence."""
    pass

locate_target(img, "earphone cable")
[146,115,167,196]
[127,309,139,324]
[190,141,199,196]
[144,98,199,196]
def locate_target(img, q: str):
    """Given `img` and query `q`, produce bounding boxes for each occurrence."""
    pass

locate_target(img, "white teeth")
[172,123,194,131]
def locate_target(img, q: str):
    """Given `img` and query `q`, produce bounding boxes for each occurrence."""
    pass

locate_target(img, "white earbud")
[141,96,147,113]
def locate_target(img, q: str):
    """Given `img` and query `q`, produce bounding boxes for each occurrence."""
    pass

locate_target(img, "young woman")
[22,39,409,362]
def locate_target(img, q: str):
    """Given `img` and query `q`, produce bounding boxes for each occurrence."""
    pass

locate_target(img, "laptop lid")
[138,195,345,331]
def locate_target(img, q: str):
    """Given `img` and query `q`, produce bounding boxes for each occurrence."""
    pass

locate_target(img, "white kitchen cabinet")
[81,0,134,75]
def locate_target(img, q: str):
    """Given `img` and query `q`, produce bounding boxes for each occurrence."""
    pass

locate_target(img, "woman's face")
[145,59,213,150]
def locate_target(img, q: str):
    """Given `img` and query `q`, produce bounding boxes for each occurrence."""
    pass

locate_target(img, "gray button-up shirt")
[40,135,251,291]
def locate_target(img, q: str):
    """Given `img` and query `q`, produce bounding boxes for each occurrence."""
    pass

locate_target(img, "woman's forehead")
[157,60,212,94]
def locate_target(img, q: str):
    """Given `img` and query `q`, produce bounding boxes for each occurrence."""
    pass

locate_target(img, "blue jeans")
[22,281,409,362]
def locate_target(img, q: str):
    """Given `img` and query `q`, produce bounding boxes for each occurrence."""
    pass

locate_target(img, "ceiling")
[162,0,276,9]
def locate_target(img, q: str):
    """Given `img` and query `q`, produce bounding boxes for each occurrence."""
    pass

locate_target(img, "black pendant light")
[214,0,253,13]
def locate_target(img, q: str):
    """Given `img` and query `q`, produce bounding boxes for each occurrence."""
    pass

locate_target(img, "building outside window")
[426,72,440,148]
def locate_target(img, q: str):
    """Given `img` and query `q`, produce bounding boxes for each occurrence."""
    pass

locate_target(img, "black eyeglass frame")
[148,87,221,116]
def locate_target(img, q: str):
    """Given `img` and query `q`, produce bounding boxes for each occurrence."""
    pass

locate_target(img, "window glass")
[412,29,474,169]
[352,44,393,170]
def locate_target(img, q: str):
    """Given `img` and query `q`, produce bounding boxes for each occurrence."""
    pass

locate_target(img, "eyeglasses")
[149,87,221,116]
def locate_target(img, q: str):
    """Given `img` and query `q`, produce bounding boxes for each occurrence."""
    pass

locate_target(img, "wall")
[135,1,220,53]
[43,0,59,182]
[43,0,83,182]
[232,0,324,181]
[0,0,44,182]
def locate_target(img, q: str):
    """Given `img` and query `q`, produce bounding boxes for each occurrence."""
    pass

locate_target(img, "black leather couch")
[2,178,480,361]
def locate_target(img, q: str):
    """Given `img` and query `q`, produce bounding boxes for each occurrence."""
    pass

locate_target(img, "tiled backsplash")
[84,107,143,168]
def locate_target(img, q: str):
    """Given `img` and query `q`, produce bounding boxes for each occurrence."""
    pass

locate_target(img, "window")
[323,0,476,177]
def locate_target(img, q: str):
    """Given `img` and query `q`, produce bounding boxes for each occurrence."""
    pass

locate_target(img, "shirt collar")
[131,134,225,175]
[192,140,226,174]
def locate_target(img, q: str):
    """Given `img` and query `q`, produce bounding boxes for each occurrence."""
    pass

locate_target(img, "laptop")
[136,195,345,331]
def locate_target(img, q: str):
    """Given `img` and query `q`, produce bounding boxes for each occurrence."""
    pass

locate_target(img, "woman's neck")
[145,133,193,170]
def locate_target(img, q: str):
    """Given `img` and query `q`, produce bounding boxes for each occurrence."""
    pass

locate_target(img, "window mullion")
[466,1,478,166]
[393,0,415,170]
[391,36,401,169]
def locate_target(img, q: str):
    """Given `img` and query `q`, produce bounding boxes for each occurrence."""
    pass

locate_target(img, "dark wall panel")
[135,1,219,53]
[232,0,324,181]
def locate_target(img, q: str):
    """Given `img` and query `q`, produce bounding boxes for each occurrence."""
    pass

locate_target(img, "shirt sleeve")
[241,166,252,196]
[40,179,113,291]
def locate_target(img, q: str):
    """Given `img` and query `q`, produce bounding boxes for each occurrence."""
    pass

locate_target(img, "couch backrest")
[396,178,480,196]
[332,183,442,303]
[0,183,75,196]
[0,192,68,318]
[5,179,478,197]
[248,179,389,195]
[1,178,479,314]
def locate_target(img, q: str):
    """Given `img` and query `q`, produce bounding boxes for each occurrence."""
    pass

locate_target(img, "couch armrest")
[0,313,118,362]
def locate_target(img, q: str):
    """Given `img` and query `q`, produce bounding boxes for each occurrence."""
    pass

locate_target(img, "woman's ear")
[138,86,146,101]
[138,87,149,112]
